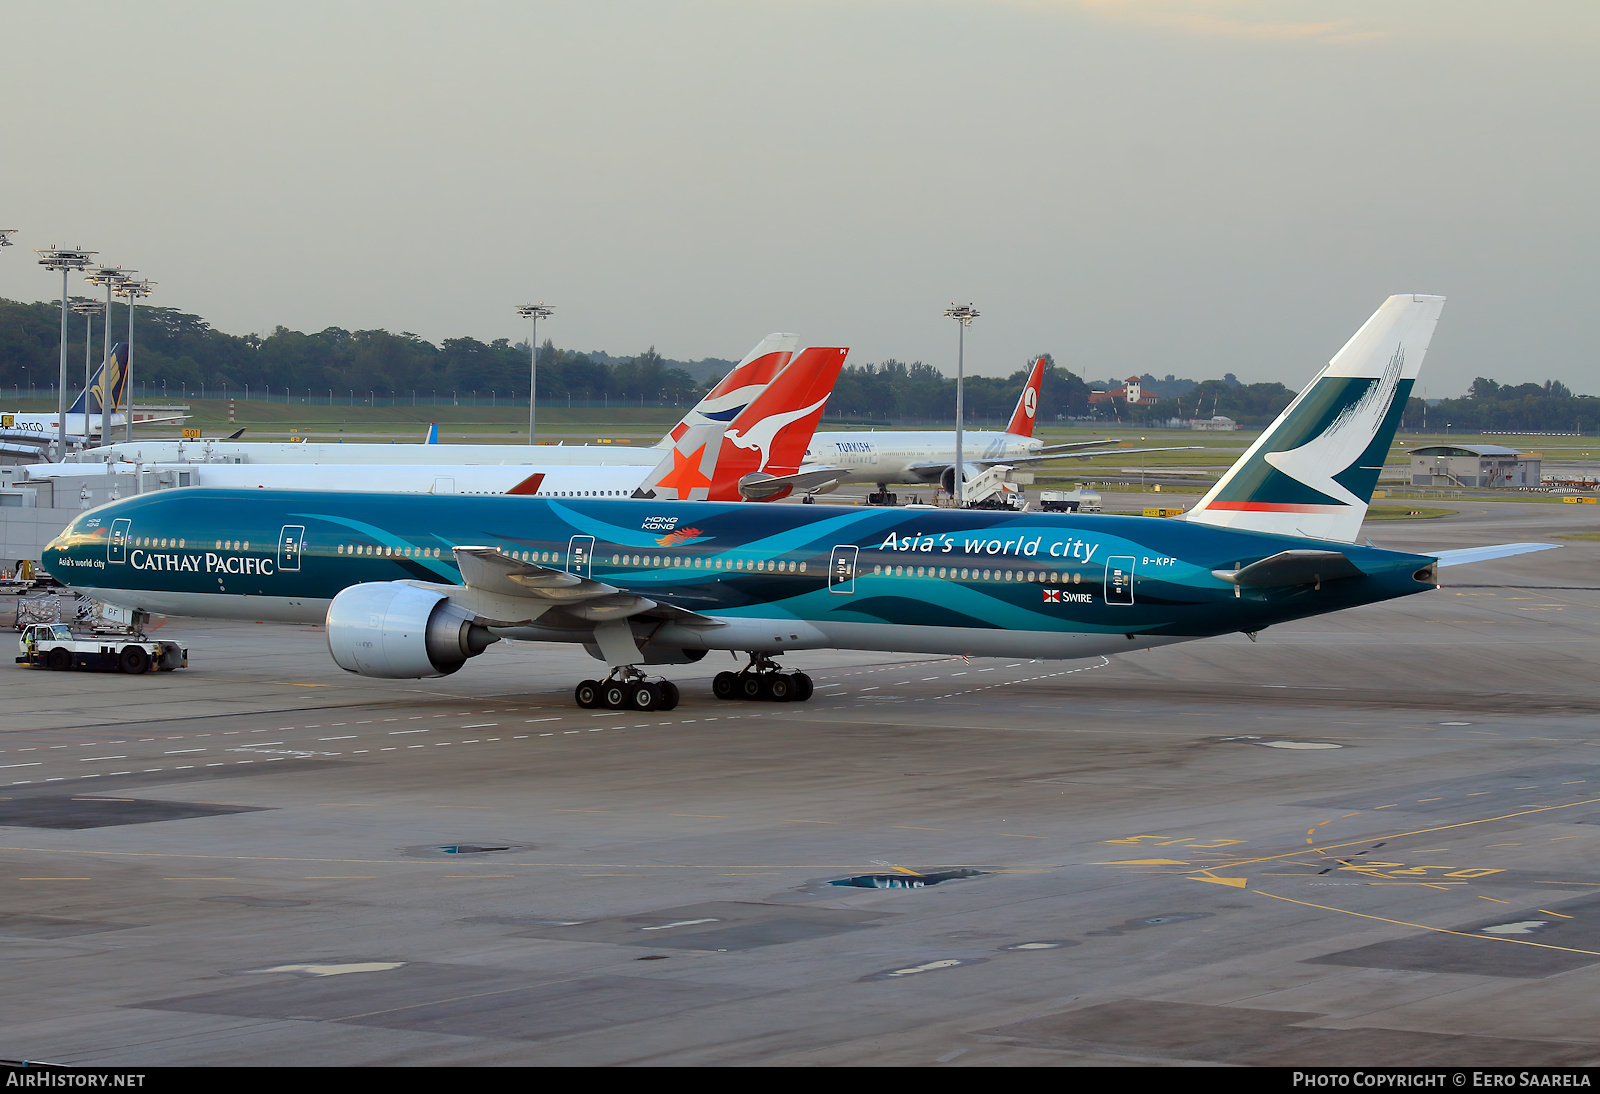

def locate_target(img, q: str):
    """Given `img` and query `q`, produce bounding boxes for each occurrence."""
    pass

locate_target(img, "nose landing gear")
[713,653,814,703]
[575,669,681,712]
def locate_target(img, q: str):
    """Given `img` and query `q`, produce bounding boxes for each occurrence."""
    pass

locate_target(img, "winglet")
[425,423,439,444]
[505,472,546,496]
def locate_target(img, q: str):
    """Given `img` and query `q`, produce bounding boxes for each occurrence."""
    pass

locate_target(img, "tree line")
[3,297,1590,429]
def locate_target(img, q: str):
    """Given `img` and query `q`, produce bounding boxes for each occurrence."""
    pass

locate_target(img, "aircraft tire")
[790,672,813,702]
[767,674,793,702]
[120,646,149,675]
[628,683,658,711]
[574,680,601,709]
[658,681,680,711]
[739,673,765,701]
[713,672,738,700]
[47,647,71,671]
[603,683,628,710]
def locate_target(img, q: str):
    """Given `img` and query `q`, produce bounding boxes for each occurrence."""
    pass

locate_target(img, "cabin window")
[799,562,807,572]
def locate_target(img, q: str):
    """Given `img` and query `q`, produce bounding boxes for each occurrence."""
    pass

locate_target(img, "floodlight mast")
[37,246,98,461]
[70,298,104,445]
[515,303,554,445]
[0,230,17,247]
[113,279,155,442]
[85,266,133,442]
[943,303,979,506]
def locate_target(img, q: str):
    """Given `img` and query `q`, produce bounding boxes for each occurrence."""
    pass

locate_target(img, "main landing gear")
[575,668,681,712]
[712,653,815,703]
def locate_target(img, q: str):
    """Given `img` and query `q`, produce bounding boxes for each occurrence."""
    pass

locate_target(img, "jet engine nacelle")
[326,582,498,679]
[938,463,982,494]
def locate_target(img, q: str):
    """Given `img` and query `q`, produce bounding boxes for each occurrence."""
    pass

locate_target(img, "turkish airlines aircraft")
[801,357,1193,493]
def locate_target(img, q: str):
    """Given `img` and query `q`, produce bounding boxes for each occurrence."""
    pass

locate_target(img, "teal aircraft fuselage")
[42,488,1437,662]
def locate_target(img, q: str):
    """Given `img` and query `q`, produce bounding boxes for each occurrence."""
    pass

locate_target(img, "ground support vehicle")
[16,623,187,674]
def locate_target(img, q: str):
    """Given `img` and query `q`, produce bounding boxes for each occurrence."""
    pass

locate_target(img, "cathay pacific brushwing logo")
[1261,345,1405,509]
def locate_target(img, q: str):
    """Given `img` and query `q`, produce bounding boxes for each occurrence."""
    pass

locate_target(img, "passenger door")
[568,535,596,579]
[108,518,131,564]
[1105,555,1135,605]
[278,525,306,573]
[828,545,859,594]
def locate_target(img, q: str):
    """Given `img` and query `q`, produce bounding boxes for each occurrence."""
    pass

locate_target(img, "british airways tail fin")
[655,333,799,448]
[69,343,129,416]
[1004,357,1046,438]
[1186,295,1445,543]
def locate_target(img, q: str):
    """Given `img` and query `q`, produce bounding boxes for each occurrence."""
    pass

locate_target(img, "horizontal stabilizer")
[1430,542,1560,568]
[1213,549,1364,588]
[738,466,844,500]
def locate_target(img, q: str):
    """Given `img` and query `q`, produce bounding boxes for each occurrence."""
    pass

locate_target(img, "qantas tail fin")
[632,344,848,502]
[655,333,799,447]
[1186,295,1445,543]
[1005,356,1047,437]
[69,343,129,417]
[710,346,848,501]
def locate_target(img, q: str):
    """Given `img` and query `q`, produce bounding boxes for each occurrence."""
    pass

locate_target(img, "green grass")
[1364,505,1457,520]
[1556,532,1600,541]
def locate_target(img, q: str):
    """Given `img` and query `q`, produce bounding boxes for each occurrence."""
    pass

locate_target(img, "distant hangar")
[1408,444,1541,488]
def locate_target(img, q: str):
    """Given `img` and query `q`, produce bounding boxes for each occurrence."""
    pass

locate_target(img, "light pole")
[515,302,553,445]
[37,246,98,460]
[0,230,16,247]
[70,298,104,445]
[85,266,132,442]
[944,303,979,506]
[113,278,154,442]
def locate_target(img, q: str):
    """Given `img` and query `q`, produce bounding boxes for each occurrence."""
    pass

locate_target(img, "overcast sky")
[3,2,1596,395]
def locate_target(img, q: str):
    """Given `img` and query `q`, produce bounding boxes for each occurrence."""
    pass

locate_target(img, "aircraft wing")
[447,546,722,626]
[1429,542,1560,567]
[904,446,1204,478]
[1212,550,1365,588]
[1001,445,1206,464]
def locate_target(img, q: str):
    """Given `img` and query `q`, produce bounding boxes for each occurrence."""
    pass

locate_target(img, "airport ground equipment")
[1039,489,1102,513]
[16,622,186,673]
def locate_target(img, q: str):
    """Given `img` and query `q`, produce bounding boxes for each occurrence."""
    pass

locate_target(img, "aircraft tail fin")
[710,346,848,500]
[655,333,798,447]
[1005,356,1047,437]
[424,423,439,444]
[1186,295,1445,543]
[632,423,729,501]
[69,343,129,417]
